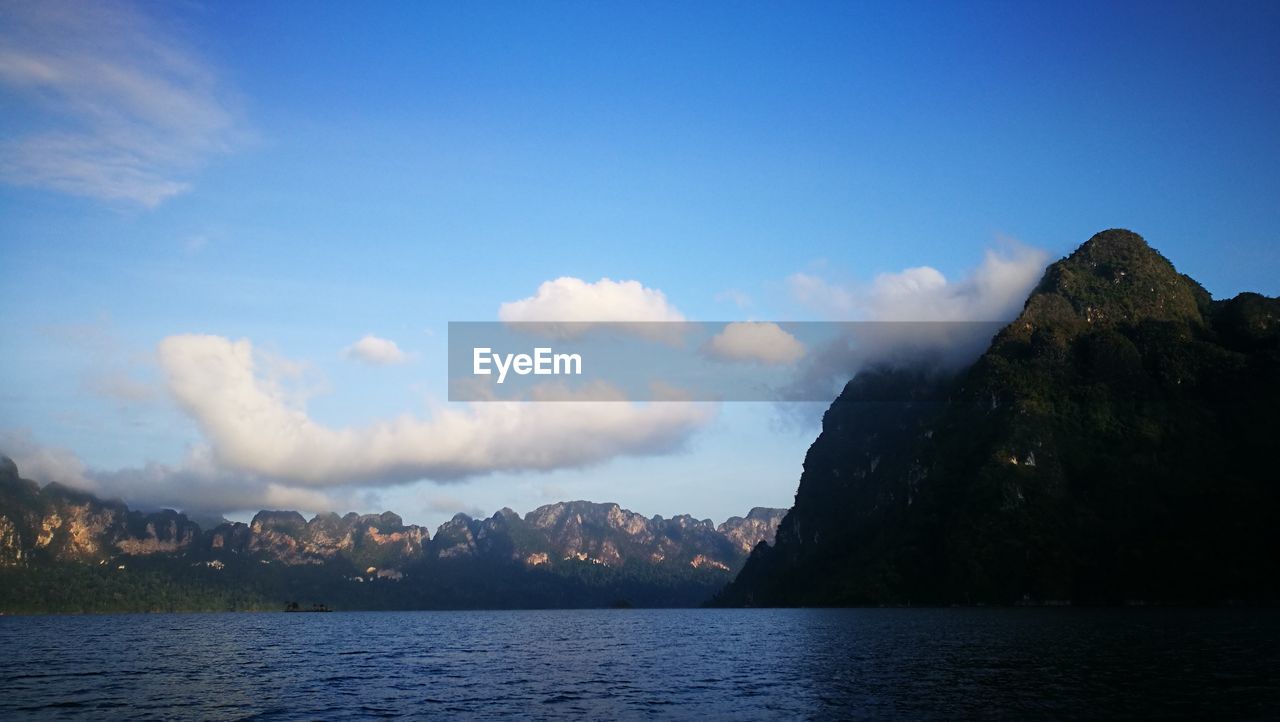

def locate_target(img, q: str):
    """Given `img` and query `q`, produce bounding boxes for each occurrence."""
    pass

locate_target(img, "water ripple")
[2,608,1279,719]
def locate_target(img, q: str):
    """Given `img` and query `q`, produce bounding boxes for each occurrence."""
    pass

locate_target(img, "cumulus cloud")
[862,246,1050,321]
[704,322,806,366]
[1,275,718,513]
[344,335,410,366]
[777,242,1051,420]
[0,0,245,206]
[499,277,685,323]
[498,276,687,343]
[788,242,1049,322]
[158,334,713,487]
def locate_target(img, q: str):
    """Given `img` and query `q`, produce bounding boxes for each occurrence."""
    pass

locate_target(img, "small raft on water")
[284,601,333,612]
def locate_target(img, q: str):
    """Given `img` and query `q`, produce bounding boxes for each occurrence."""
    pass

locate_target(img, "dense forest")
[718,230,1280,606]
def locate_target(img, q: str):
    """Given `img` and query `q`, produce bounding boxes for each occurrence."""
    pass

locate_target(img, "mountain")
[717,229,1280,606]
[0,458,784,612]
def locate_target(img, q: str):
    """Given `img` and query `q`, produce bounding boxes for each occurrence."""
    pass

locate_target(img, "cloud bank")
[158,334,712,488]
[3,249,1049,512]
[0,431,360,514]
[3,275,718,515]
[777,242,1050,421]
[787,243,1049,322]
[0,429,96,492]
[0,0,244,206]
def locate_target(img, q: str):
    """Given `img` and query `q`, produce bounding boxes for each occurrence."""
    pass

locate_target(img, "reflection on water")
[3,608,1278,719]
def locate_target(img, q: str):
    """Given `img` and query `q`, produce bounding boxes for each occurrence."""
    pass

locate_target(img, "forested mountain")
[718,230,1280,606]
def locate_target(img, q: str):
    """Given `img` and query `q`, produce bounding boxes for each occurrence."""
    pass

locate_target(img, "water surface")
[3,608,1277,719]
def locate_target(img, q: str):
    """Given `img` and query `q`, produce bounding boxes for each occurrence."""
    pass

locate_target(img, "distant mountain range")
[0,457,784,612]
[718,229,1280,606]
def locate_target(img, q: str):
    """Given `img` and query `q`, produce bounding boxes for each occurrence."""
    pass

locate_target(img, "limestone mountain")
[717,507,788,555]
[718,229,1279,606]
[0,457,784,612]
[0,456,202,565]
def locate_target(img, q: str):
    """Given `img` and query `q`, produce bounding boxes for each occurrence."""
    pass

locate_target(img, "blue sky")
[1,1,1277,530]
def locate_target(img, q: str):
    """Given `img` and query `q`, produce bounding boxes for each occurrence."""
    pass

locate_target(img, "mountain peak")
[1018,229,1206,331]
[1072,227,1156,261]
[250,510,307,534]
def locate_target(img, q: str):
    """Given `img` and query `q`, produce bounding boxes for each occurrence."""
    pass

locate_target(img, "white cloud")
[863,246,1049,321]
[0,433,358,514]
[704,322,806,366]
[344,335,410,366]
[0,428,96,492]
[498,276,687,343]
[158,334,713,487]
[88,448,355,513]
[776,242,1051,418]
[499,277,685,323]
[788,242,1048,322]
[0,0,245,206]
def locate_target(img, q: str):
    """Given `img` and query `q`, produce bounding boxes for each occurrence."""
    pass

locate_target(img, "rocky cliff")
[717,507,788,555]
[0,457,202,565]
[0,456,784,611]
[718,229,1280,606]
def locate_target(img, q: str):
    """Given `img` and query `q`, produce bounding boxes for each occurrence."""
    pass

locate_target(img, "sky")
[1,0,1277,531]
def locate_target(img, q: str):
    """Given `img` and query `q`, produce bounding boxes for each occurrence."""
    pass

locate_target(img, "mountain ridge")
[0,458,785,612]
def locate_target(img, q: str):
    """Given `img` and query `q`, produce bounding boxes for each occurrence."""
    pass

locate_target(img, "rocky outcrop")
[116,510,200,555]
[718,507,788,554]
[433,514,478,559]
[0,456,786,598]
[0,460,164,564]
[203,509,430,567]
[512,501,757,570]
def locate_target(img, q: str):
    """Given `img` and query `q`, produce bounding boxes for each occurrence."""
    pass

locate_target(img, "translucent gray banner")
[448,321,1004,402]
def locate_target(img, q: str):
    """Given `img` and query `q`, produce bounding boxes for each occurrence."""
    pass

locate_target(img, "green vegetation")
[0,556,730,614]
[719,229,1280,607]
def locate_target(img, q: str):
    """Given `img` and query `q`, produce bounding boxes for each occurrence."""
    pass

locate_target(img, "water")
[2,608,1278,720]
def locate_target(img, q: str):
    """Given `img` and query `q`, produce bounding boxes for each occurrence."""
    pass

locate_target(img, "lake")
[3,608,1278,719]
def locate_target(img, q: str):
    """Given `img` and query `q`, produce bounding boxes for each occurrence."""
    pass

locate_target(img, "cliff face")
[516,501,744,570]
[390,500,779,574]
[205,510,431,569]
[718,507,788,555]
[0,458,200,565]
[0,456,785,609]
[719,229,1280,606]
